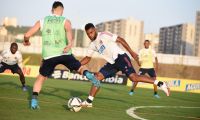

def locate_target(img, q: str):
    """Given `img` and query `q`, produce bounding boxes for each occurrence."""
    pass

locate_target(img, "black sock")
[32,92,39,99]
[22,84,25,87]
[86,98,93,103]
[130,89,134,92]
[83,70,89,76]
[154,92,158,95]
[157,81,163,87]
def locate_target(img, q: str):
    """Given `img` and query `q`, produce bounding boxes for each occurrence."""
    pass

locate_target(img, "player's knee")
[129,73,138,82]
[95,73,104,80]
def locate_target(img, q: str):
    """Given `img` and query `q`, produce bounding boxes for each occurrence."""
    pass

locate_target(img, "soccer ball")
[67,97,82,112]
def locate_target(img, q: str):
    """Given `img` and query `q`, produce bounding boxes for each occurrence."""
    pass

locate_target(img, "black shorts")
[0,62,21,74]
[39,55,81,77]
[138,68,156,78]
[99,53,136,78]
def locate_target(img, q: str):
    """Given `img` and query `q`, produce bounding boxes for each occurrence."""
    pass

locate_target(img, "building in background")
[2,17,17,27]
[194,11,200,57]
[159,23,195,56]
[72,29,90,48]
[96,17,144,52]
[145,33,159,52]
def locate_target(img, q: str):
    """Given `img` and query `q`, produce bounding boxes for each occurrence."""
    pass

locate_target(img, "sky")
[0,0,200,33]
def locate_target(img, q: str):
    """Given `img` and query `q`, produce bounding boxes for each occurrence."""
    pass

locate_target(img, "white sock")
[88,96,94,101]
[154,80,159,85]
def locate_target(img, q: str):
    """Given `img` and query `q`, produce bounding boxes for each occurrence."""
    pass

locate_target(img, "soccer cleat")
[128,91,134,96]
[85,71,101,87]
[22,86,28,91]
[81,100,93,108]
[160,82,170,96]
[31,99,39,109]
[154,94,160,98]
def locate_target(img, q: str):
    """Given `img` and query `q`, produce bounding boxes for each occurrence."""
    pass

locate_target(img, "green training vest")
[41,15,72,59]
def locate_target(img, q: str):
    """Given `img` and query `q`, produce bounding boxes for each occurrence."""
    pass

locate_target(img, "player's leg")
[79,66,100,87]
[14,66,27,91]
[62,55,100,87]
[117,54,170,96]
[82,63,117,107]
[129,69,145,95]
[31,74,47,109]
[31,58,56,109]
[128,74,169,96]
[0,62,6,73]
[148,69,160,98]
[81,72,104,107]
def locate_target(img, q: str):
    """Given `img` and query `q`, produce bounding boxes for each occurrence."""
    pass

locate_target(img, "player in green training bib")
[23,1,100,109]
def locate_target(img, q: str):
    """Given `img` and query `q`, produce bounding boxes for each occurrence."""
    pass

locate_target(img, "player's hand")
[23,41,31,46]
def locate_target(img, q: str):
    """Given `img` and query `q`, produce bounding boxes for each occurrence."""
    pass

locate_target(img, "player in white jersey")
[0,42,27,91]
[129,40,160,98]
[80,23,170,107]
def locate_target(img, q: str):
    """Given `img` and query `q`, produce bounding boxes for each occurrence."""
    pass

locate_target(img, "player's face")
[10,45,18,54]
[86,28,97,41]
[52,6,64,16]
[144,41,150,49]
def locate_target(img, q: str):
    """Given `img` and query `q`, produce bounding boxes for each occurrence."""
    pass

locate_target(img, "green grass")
[0,75,200,120]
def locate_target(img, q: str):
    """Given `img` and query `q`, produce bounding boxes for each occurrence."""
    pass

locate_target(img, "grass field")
[0,75,200,120]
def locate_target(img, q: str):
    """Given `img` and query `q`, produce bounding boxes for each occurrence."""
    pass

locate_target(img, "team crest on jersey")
[96,40,106,54]
[99,40,103,44]
[46,29,51,34]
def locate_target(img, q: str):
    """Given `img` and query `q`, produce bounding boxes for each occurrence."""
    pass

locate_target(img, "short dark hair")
[144,40,150,43]
[11,42,18,47]
[85,23,95,31]
[52,1,64,9]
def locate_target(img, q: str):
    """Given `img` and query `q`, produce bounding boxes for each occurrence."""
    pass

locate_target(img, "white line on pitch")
[126,106,200,120]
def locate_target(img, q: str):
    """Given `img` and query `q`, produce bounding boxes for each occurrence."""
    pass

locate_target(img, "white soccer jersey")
[0,49,23,67]
[87,32,125,64]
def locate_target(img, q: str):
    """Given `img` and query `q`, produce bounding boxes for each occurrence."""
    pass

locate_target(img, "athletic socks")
[154,80,163,87]
[86,96,94,103]
[130,89,134,92]
[32,92,39,99]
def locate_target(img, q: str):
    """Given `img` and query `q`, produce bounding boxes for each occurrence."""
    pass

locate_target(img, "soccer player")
[80,23,170,107]
[23,1,100,109]
[129,40,160,98]
[0,42,27,91]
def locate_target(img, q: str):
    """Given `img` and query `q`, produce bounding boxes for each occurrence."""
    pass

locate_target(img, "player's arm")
[0,51,3,63]
[0,50,6,63]
[154,57,158,73]
[63,19,73,53]
[80,56,92,66]
[116,37,140,66]
[24,21,41,46]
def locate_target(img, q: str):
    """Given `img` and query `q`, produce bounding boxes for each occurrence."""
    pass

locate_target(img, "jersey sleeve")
[86,43,95,57]
[100,32,118,42]
[152,49,157,58]
[40,19,44,31]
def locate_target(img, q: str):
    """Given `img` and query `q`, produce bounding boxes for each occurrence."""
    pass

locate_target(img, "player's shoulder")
[150,48,156,53]
[139,48,146,52]
[15,51,22,56]
[99,31,114,37]
[2,49,9,54]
